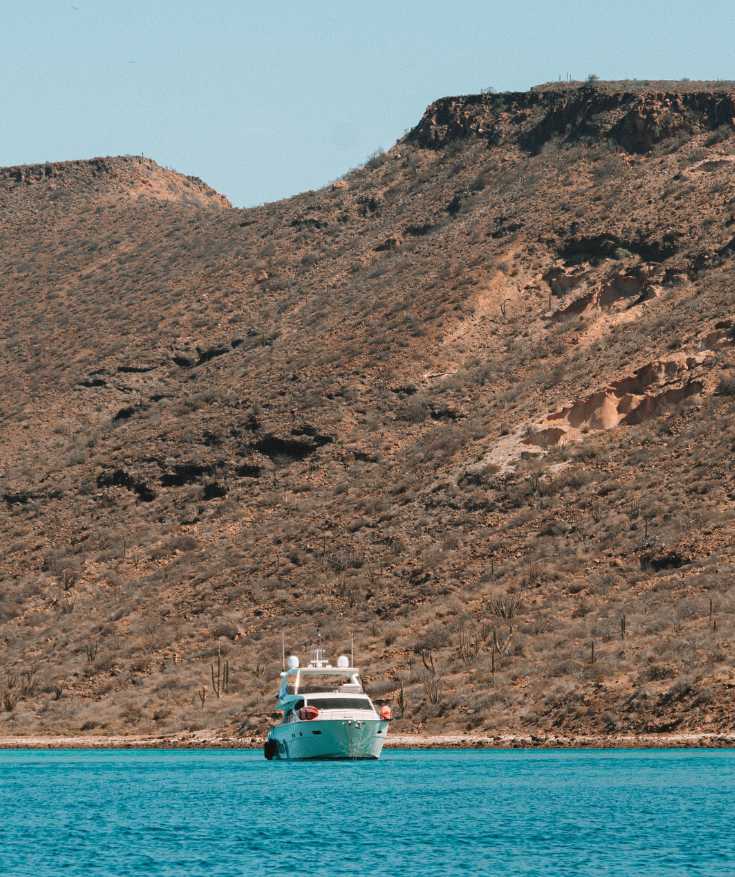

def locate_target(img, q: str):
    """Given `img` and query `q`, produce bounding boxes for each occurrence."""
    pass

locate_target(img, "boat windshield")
[305,697,373,711]
[297,674,361,694]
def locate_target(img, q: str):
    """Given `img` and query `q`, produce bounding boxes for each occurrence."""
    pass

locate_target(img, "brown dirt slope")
[1,82,734,741]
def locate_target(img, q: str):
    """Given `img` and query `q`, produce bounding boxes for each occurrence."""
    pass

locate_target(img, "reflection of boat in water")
[264,648,391,761]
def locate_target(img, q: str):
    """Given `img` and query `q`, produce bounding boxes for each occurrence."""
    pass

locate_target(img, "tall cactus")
[210,641,230,698]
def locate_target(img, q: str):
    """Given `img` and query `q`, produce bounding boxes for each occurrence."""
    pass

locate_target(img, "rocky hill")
[1,82,734,740]
[0,155,230,209]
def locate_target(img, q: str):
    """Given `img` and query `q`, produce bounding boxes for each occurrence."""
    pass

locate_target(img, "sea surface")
[0,747,733,876]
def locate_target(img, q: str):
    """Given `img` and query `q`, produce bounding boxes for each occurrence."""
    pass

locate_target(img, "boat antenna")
[281,631,285,671]
[351,631,354,668]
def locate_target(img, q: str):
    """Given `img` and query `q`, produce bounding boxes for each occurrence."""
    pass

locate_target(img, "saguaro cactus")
[210,642,230,698]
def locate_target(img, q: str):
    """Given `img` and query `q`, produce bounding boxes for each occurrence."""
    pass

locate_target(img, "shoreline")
[0,731,733,750]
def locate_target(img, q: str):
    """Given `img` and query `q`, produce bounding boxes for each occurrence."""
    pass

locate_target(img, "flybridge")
[278,649,364,698]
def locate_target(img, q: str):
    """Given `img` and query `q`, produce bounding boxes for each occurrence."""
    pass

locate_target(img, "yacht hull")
[267,719,388,760]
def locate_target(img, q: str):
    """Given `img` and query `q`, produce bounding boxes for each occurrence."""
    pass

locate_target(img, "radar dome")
[287,655,300,670]
[337,654,350,668]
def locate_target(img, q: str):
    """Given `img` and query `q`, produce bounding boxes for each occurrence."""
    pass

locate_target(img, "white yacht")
[264,648,391,760]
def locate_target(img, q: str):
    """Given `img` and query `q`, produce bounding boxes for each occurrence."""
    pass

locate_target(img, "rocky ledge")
[407,85,735,154]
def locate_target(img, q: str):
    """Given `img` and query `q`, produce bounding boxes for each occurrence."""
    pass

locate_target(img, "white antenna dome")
[287,655,300,670]
[337,654,350,668]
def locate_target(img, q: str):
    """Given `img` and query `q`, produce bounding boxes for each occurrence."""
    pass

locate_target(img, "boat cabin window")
[298,674,361,694]
[305,697,372,711]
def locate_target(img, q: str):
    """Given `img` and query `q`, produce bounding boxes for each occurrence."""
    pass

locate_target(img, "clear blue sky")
[2,0,734,206]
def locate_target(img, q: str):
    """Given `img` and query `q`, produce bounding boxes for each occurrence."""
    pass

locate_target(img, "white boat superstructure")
[264,648,390,760]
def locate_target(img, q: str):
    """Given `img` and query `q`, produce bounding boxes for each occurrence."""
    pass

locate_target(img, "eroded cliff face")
[408,87,735,154]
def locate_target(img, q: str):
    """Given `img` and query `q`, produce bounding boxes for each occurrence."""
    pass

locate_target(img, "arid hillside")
[1,82,735,740]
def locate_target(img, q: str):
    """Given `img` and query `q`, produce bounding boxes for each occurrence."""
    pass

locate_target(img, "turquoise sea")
[0,748,733,876]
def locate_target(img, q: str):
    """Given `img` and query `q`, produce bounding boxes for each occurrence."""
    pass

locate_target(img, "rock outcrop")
[408,86,735,154]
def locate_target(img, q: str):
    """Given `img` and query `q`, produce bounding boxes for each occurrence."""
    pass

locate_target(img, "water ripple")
[0,748,733,876]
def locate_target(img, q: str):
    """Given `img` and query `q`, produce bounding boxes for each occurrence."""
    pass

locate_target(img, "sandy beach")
[0,731,733,750]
